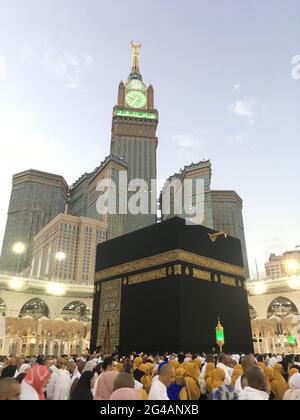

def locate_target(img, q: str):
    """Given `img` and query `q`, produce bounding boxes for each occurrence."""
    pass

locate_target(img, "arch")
[267,296,299,319]
[19,298,49,319]
[249,304,258,320]
[0,298,7,316]
[61,301,91,322]
[55,330,69,339]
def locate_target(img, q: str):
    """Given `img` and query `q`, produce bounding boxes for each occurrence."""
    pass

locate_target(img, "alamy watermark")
[96,172,205,225]
[291,55,300,80]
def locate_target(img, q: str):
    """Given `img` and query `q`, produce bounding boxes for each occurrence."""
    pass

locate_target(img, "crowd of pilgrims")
[1,352,300,401]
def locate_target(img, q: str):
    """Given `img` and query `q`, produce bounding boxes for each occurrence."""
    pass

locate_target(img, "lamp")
[12,242,26,254]
[55,252,66,281]
[12,242,26,273]
[216,318,225,352]
[9,278,25,290]
[287,260,299,274]
[55,252,66,262]
[287,330,297,354]
[288,277,300,290]
[46,282,66,296]
[253,282,267,295]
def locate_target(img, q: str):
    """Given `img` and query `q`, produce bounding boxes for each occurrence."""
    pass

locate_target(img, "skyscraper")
[30,214,106,285]
[110,42,158,233]
[161,160,214,229]
[69,156,128,241]
[87,155,128,240]
[69,172,93,217]
[211,190,250,278]
[0,170,68,273]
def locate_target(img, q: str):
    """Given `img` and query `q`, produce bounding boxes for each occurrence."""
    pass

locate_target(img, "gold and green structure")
[216,319,225,352]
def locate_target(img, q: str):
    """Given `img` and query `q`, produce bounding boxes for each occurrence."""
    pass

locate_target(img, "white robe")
[283,389,300,400]
[216,362,232,386]
[239,386,269,400]
[148,379,169,400]
[53,369,71,401]
[70,367,81,386]
[234,376,242,395]
[269,357,277,368]
[134,380,143,389]
[198,363,207,394]
[21,381,39,400]
[46,365,59,400]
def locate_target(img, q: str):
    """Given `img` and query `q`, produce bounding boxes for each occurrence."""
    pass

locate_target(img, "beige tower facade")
[30,214,107,285]
[265,250,300,279]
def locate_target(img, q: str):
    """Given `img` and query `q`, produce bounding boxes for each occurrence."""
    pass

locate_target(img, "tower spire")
[129,41,143,81]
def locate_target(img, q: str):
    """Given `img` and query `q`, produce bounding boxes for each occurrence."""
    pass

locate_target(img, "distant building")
[87,155,128,240]
[211,190,250,279]
[265,250,300,279]
[0,170,68,273]
[161,160,213,229]
[160,167,249,278]
[29,214,107,285]
[69,172,93,217]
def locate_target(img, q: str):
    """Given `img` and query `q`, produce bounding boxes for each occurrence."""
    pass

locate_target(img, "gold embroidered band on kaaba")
[95,249,245,281]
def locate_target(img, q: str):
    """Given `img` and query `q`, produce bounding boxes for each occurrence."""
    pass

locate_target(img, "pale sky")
[0,0,299,278]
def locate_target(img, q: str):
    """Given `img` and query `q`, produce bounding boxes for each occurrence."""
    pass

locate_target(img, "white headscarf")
[83,359,97,372]
[269,357,277,368]
[19,364,31,374]
[232,354,240,364]
[289,373,300,390]
[276,355,283,363]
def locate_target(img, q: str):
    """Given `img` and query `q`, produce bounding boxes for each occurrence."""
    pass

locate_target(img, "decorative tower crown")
[128,41,143,81]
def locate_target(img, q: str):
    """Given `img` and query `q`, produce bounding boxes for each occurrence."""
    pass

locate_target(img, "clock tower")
[110,43,158,233]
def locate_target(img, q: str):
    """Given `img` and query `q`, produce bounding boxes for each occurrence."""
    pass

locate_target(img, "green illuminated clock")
[125,90,147,108]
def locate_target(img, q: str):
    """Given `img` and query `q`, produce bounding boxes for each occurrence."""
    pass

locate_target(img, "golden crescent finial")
[130,41,142,70]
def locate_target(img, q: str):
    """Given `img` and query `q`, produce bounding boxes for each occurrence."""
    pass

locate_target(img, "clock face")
[125,90,147,108]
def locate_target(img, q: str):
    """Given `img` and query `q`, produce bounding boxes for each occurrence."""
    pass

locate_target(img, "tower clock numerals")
[125,90,147,109]
[126,80,146,91]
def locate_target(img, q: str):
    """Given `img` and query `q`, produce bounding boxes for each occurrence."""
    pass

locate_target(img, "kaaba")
[90,217,253,355]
